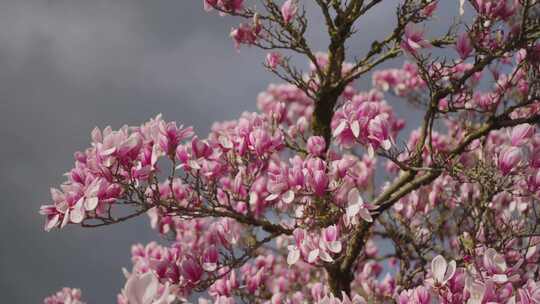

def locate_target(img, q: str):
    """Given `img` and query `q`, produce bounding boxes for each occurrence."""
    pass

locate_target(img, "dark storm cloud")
[0,0,459,302]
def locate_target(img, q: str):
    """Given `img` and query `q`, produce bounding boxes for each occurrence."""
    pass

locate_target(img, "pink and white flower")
[281,0,298,24]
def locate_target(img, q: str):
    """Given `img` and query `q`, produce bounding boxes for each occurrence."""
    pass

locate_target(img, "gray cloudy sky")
[0,0,458,302]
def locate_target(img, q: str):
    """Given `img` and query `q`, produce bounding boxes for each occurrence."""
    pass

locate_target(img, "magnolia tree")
[41,0,540,303]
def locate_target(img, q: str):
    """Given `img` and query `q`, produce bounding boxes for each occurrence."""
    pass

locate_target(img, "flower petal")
[282,190,295,204]
[431,255,447,283]
[287,247,300,265]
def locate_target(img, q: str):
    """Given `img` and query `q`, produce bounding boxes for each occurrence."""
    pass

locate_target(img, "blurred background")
[0,0,458,302]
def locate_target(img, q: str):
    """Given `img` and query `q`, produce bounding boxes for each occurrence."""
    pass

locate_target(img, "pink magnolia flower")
[248,128,274,156]
[287,228,334,265]
[287,228,305,265]
[281,0,297,24]
[246,267,265,293]
[368,113,393,152]
[209,272,236,298]
[203,0,243,13]
[158,121,193,156]
[265,160,298,204]
[518,280,540,303]
[421,2,438,17]
[307,167,329,197]
[203,0,217,11]
[230,16,261,49]
[202,245,219,272]
[321,225,342,254]
[266,52,283,69]
[456,32,473,59]
[92,126,143,167]
[483,248,510,283]
[346,188,373,224]
[465,277,486,304]
[181,258,203,283]
[401,24,431,55]
[498,146,522,175]
[191,137,212,159]
[307,136,326,156]
[509,124,535,146]
[396,286,430,304]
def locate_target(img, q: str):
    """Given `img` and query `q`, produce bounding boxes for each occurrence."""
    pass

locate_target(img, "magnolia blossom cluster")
[397,247,540,304]
[39,115,194,231]
[332,90,405,154]
[124,218,242,296]
[227,0,299,48]
[256,83,314,128]
[115,229,370,303]
[44,288,85,304]
[41,80,539,303]
[398,0,528,58]
[372,62,426,96]
[390,122,539,217]
[41,0,540,303]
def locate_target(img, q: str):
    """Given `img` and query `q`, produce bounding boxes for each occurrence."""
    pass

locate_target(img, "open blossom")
[346,188,373,224]
[158,121,194,156]
[367,113,393,152]
[287,227,340,265]
[230,15,261,48]
[266,52,283,69]
[510,124,535,146]
[281,0,297,24]
[321,225,342,254]
[400,24,431,54]
[396,286,430,304]
[182,258,204,283]
[298,158,329,197]
[307,136,326,156]
[465,278,486,304]
[482,248,514,284]
[498,146,522,175]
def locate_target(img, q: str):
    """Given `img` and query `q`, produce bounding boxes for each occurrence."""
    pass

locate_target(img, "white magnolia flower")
[430,255,456,285]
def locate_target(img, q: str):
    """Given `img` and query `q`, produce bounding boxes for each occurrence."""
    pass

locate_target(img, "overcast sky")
[0,0,459,302]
